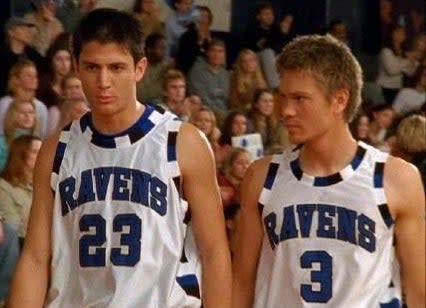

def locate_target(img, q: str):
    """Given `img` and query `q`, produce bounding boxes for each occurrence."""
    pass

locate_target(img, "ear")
[331,88,350,117]
[135,57,148,82]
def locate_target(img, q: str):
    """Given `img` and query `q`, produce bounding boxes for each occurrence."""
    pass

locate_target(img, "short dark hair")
[72,8,145,64]
[256,1,273,15]
[196,5,213,24]
[206,38,226,51]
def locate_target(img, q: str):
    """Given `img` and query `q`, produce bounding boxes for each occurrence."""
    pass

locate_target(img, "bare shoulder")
[240,156,273,209]
[385,155,425,216]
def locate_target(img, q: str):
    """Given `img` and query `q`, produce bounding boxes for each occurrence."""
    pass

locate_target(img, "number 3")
[79,214,141,267]
[300,250,333,303]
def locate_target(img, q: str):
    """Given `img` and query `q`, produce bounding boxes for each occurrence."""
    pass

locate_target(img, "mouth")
[96,95,115,103]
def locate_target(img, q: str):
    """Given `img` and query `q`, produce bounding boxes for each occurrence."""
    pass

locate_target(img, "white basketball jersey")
[46,105,202,308]
[254,142,402,308]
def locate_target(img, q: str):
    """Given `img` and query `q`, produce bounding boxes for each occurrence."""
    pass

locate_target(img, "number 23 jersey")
[254,142,401,308]
[46,106,201,308]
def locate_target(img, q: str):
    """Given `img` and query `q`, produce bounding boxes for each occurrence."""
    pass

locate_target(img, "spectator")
[165,0,200,59]
[24,0,64,56]
[57,96,89,131]
[278,13,295,48]
[376,25,418,105]
[0,218,19,307]
[368,104,395,150]
[326,19,350,46]
[133,0,164,38]
[61,72,85,101]
[392,114,426,186]
[158,69,196,121]
[57,0,98,33]
[350,112,371,144]
[404,32,426,65]
[246,88,289,153]
[0,135,42,246]
[136,32,169,104]
[229,49,267,111]
[0,101,40,172]
[37,34,73,135]
[176,5,213,74]
[392,65,425,117]
[0,16,45,97]
[188,39,230,123]
[0,59,48,139]
[189,106,220,149]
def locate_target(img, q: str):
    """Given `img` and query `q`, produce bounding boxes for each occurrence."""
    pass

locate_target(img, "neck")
[91,101,145,135]
[299,125,357,176]
[15,88,35,100]
[9,39,25,54]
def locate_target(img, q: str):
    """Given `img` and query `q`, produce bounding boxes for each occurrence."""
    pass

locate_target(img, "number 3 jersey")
[46,105,201,308]
[254,142,402,308]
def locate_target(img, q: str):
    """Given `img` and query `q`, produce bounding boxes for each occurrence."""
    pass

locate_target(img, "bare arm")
[232,158,270,308]
[385,157,425,308]
[8,134,58,307]
[178,123,232,308]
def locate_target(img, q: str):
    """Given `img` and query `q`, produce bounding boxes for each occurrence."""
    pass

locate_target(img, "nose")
[97,68,111,89]
[280,98,296,119]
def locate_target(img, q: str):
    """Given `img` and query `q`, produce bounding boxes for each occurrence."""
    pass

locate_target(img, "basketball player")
[8,8,231,308]
[232,35,425,307]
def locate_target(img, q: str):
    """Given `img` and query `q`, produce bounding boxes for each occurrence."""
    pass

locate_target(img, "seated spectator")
[404,32,426,65]
[376,25,418,105]
[217,147,251,207]
[391,114,426,186]
[350,112,372,144]
[216,111,248,167]
[37,34,73,135]
[246,88,289,153]
[0,135,42,247]
[229,49,267,110]
[326,19,350,46]
[189,106,220,149]
[165,0,200,60]
[158,69,195,121]
[176,5,213,74]
[188,39,230,123]
[57,97,89,131]
[368,104,395,150]
[217,147,251,255]
[0,218,19,306]
[61,72,85,101]
[278,13,295,48]
[136,32,170,105]
[57,0,97,33]
[0,100,40,172]
[0,16,45,97]
[133,0,164,38]
[392,65,425,117]
[24,0,64,56]
[0,59,48,139]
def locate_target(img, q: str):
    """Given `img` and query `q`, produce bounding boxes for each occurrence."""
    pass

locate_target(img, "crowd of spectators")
[0,0,424,305]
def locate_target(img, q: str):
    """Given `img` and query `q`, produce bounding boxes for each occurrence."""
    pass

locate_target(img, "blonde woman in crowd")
[229,49,267,111]
[189,106,221,149]
[0,135,42,248]
[0,59,48,139]
[0,101,40,171]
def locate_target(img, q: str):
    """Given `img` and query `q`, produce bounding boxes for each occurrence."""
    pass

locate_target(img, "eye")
[112,65,125,72]
[85,64,97,71]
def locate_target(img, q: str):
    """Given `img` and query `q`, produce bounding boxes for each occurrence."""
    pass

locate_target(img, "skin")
[255,91,274,117]
[63,77,84,100]
[232,69,425,307]
[8,40,231,308]
[15,65,39,92]
[207,45,226,70]
[52,50,72,78]
[231,114,248,136]
[14,101,36,130]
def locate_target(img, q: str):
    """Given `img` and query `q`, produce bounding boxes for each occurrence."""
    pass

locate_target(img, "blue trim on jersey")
[80,105,157,148]
[374,162,385,188]
[378,203,394,228]
[52,142,67,174]
[167,131,178,162]
[176,274,201,299]
[264,163,279,189]
[380,298,401,308]
[290,143,366,186]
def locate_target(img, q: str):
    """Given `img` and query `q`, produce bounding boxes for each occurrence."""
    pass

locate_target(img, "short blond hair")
[276,34,363,122]
[396,114,426,153]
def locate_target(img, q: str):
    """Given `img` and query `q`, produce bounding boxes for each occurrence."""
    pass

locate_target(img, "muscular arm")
[385,157,425,308]
[232,158,270,308]
[178,123,232,308]
[8,135,58,307]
